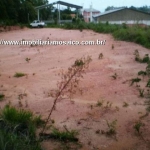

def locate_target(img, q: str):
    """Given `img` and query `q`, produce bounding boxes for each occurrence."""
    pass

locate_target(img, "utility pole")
[38,9,40,20]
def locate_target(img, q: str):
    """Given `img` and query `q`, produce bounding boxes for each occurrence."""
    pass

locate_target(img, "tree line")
[0,0,81,25]
[0,0,52,24]
[105,5,150,13]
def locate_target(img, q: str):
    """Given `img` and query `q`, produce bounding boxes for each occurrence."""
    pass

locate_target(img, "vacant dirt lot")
[0,28,150,150]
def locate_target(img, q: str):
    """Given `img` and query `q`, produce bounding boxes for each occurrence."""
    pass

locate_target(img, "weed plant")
[14,72,26,78]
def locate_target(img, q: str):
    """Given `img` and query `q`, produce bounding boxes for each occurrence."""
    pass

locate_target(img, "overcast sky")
[49,0,150,12]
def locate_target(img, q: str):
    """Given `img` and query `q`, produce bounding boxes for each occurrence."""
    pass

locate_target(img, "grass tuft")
[14,72,26,78]
[50,127,78,142]
[0,105,42,150]
[0,94,5,101]
[123,102,129,107]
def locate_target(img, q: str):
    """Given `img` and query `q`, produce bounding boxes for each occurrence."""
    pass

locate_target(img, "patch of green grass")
[62,22,150,49]
[50,127,78,142]
[1,105,33,124]
[113,26,150,49]
[130,78,141,86]
[39,127,79,142]
[14,72,26,78]
[0,105,42,150]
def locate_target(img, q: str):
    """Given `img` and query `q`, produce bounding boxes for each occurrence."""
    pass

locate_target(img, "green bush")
[63,23,74,29]
[61,21,150,49]
[0,105,42,150]
[113,26,150,48]
[142,54,149,63]
[1,105,33,124]
[0,94,5,101]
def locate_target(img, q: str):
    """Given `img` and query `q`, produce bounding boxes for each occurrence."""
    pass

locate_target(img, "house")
[93,8,150,26]
[83,8,100,22]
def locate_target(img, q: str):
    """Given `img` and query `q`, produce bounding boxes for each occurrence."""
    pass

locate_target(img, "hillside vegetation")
[61,22,150,49]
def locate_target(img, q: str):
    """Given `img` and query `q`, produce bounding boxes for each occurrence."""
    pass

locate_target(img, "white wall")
[96,20,150,26]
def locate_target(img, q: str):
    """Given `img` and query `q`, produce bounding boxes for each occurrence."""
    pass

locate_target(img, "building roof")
[58,1,82,9]
[93,7,150,18]
[84,8,100,13]
[35,0,82,10]
[93,8,125,17]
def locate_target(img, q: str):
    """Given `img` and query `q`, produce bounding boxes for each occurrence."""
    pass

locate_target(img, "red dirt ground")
[0,28,150,150]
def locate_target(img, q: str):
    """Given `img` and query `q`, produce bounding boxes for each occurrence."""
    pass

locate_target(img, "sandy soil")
[0,28,150,150]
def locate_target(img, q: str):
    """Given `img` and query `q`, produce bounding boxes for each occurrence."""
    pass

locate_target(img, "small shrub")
[123,102,129,107]
[142,54,149,63]
[133,121,144,135]
[74,59,85,67]
[1,105,33,125]
[106,119,117,136]
[41,56,92,134]
[25,57,31,63]
[138,71,147,79]
[130,78,141,86]
[135,56,142,62]
[111,73,117,80]
[139,89,144,97]
[14,72,26,78]
[96,100,104,107]
[98,53,103,59]
[0,94,5,101]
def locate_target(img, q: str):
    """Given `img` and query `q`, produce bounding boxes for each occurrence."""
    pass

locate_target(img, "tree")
[105,6,115,11]
[0,0,8,21]
[18,1,36,23]
[0,0,51,24]
[130,5,150,13]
